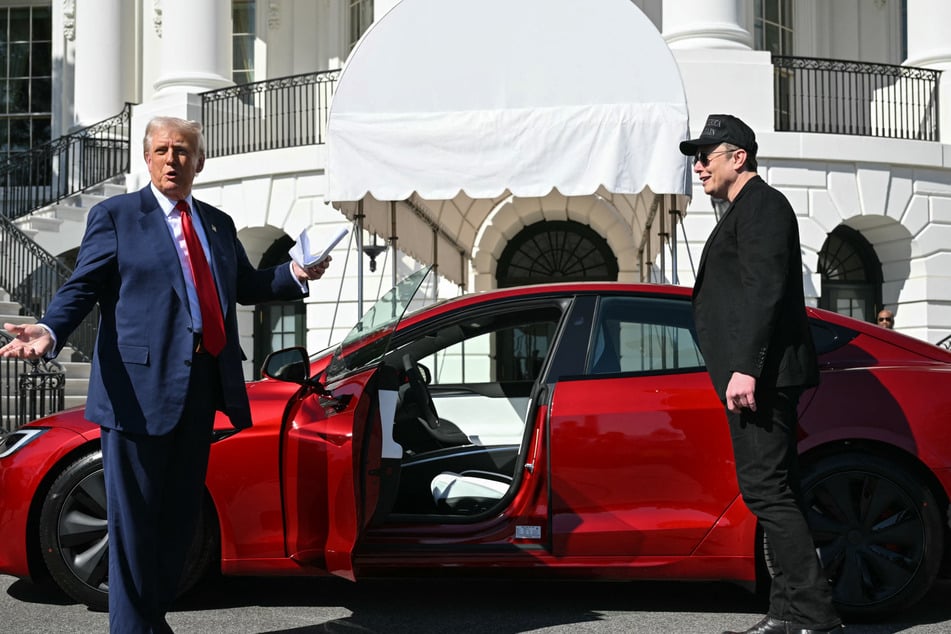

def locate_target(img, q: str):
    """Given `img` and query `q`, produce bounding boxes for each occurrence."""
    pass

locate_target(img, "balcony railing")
[773,56,940,141]
[0,330,66,431]
[201,70,340,158]
[0,104,132,222]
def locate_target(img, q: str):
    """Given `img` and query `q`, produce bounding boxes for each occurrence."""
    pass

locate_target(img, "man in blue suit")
[1,116,330,632]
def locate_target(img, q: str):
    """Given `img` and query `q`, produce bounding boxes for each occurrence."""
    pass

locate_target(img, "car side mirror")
[262,347,310,383]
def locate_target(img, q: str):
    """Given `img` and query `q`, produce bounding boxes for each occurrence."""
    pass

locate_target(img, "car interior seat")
[431,469,512,514]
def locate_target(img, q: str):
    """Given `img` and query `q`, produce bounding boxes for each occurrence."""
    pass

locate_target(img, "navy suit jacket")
[41,186,306,435]
[692,175,818,399]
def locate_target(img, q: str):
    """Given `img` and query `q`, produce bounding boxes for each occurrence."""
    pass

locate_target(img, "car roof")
[405,282,693,322]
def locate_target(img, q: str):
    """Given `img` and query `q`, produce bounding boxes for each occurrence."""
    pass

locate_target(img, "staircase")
[13,177,127,258]
[0,292,90,412]
[0,107,133,427]
[0,294,87,433]
[0,178,130,414]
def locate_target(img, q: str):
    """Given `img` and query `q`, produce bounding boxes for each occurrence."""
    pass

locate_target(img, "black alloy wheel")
[798,452,943,619]
[37,449,218,611]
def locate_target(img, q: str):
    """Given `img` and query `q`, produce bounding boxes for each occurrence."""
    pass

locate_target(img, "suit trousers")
[727,388,840,630]
[101,351,221,634]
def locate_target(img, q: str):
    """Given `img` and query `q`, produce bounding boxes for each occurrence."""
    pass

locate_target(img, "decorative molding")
[63,0,76,41]
[153,0,163,38]
[268,2,281,30]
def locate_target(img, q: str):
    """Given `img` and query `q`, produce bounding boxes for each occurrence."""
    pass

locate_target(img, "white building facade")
[2,0,950,380]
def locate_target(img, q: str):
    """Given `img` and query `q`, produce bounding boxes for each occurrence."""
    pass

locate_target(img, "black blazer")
[692,175,818,399]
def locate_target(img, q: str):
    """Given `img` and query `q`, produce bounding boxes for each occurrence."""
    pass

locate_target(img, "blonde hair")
[143,117,206,156]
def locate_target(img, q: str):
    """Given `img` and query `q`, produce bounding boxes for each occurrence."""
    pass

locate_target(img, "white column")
[662,0,751,50]
[904,0,951,142]
[73,0,129,126]
[153,0,233,96]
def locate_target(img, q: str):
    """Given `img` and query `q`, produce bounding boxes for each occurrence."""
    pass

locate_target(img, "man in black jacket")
[682,114,842,634]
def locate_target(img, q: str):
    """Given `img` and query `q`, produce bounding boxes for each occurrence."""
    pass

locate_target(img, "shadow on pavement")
[7,573,950,633]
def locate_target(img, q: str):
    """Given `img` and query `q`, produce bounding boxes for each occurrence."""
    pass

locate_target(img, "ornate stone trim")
[268,2,281,30]
[63,0,76,41]
[153,0,163,38]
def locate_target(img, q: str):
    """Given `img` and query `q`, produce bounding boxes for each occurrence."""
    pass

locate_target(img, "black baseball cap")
[679,114,758,157]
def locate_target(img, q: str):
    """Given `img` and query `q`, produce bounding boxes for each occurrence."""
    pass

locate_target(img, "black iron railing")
[0,330,66,431]
[0,104,132,221]
[773,56,940,141]
[201,69,340,158]
[0,214,98,362]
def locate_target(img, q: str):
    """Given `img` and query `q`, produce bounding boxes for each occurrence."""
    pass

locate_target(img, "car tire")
[37,449,218,611]
[763,451,944,620]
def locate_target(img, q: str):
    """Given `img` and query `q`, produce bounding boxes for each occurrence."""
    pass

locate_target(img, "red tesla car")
[2,267,949,620]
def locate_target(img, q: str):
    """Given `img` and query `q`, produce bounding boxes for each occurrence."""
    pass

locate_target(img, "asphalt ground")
[3,573,949,633]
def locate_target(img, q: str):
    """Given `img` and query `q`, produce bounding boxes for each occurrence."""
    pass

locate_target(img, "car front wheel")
[37,449,217,611]
[793,451,944,620]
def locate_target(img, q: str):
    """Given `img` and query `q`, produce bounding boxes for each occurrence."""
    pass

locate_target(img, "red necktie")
[176,200,226,356]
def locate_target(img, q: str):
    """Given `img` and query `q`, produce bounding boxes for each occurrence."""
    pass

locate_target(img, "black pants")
[727,388,840,630]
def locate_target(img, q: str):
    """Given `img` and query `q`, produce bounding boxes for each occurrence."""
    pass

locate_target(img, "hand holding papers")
[288,226,349,268]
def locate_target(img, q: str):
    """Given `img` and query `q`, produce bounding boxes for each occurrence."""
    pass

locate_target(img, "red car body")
[2,278,950,619]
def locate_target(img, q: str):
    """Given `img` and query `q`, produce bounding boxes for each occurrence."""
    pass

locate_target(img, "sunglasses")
[693,148,734,167]
[878,317,893,322]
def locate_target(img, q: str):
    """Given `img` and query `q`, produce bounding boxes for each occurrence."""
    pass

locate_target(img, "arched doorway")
[252,235,306,377]
[493,220,617,380]
[496,220,618,288]
[818,225,883,323]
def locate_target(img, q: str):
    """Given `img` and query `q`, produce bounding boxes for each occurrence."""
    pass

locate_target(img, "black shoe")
[723,616,788,634]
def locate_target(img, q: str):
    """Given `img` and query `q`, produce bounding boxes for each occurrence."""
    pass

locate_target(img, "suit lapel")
[695,176,761,285]
[138,187,190,310]
[695,200,735,287]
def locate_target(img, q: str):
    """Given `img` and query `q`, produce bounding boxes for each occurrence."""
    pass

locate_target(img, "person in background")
[877,308,895,329]
[681,114,843,634]
[0,116,330,633]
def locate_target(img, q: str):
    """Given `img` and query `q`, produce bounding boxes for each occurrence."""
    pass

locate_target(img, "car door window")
[419,305,562,385]
[588,296,704,375]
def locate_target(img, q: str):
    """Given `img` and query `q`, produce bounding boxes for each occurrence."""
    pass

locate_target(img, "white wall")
[676,131,951,344]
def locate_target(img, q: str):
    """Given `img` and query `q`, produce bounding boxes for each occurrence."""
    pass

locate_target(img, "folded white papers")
[288,227,349,267]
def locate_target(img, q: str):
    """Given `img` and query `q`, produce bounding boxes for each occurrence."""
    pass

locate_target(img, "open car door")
[279,267,433,580]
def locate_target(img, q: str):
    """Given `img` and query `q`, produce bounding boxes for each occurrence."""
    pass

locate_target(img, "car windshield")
[325,266,434,382]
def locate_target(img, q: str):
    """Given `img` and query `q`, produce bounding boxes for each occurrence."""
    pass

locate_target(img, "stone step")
[14,226,39,240]
[59,360,92,379]
[78,193,110,208]
[64,377,90,396]
[99,182,127,197]
[24,214,65,232]
[0,395,86,416]
[0,313,37,325]
[64,395,87,409]
[53,202,90,224]
[0,301,25,314]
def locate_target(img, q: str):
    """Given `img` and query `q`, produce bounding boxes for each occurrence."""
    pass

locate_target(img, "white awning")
[327,0,692,285]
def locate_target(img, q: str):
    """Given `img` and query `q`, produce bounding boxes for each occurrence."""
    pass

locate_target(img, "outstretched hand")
[0,322,54,360]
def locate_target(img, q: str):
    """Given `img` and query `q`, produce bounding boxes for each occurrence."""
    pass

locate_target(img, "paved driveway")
[3,573,949,633]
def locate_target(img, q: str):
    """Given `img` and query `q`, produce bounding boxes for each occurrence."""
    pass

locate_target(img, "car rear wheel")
[37,449,218,611]
[765,452,943,620]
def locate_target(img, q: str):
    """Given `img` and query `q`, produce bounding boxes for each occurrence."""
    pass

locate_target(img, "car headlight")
[0,427,49,458]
